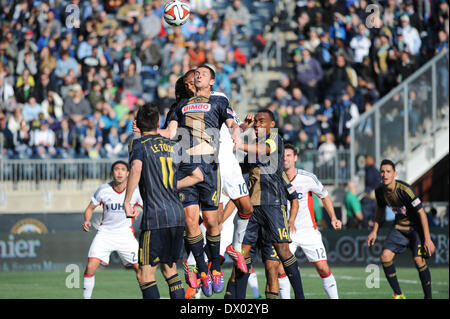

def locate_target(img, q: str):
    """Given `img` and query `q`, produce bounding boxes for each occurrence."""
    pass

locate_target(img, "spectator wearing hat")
[399,15,422,57]
[31,120,56,159]
[295,48,323,104]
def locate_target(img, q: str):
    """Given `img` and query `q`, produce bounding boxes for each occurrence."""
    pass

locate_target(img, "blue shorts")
[383,226,427,258]
[243,205,291,249]
[178,160,221,211]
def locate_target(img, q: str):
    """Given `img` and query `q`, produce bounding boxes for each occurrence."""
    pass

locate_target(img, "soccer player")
[159,64,242,296]
[82,160,143,299]
[366,159,435,299]
[176,69,252,298]
[124,103,202,299]
[282,144,342,299]
[234,109,305,299]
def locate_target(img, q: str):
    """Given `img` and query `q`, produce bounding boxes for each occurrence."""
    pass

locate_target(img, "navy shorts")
[138,226,185,266]
[243,205,291,250]
[178,159,221,211]
[383,226,428,258]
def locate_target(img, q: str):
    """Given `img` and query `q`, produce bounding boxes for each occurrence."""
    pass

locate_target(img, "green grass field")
[0,264,448,299]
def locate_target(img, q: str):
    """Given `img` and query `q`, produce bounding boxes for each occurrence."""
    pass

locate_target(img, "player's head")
[110,160,129,183]
[380,159,397,186]
[284,143,298,170]
[136,103,160,133]
[183,69,196,95]
[175,70,195,100]
[254,109,276,137]
[194,64,215,90]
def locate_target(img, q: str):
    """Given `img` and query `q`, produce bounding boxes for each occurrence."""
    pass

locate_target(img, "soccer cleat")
[185,284,197,299]
[199,272,213,297]
[211,270,225,293]
[183,259,198,289]
[225,244,248,273]
[392,293,406,299]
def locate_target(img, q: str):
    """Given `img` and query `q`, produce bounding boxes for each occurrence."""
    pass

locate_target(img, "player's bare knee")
[413,256,426,268]
[380,250,395,263]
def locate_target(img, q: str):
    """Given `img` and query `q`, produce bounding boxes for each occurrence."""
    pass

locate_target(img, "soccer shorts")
[383,226,428,258]
[178,160,221,211]
[88,230,139,266]
[243,205,291,249]
[139,226,184,266]
[219,155,249,203]
[289,228,328,263]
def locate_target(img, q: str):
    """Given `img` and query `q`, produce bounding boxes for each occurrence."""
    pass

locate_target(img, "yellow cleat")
[392,293,406,299]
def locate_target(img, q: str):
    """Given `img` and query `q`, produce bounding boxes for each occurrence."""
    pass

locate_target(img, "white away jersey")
[288,169,328,230]
[90,182,143,233]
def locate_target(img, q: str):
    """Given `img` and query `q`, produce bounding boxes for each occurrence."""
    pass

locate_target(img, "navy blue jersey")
[129,134,187,230]
[375,180,424,229]
[244,131,296,206]
[167,94,234,160]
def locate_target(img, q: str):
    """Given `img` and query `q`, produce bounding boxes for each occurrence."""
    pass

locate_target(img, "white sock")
[187,251,196,265]
[232,215,248,251]
[248,270,261,298]
[278,274,291,299]
[83,274,95,299]
[321,272,338,299]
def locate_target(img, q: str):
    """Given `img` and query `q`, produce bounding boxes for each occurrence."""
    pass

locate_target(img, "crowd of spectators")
[268,0,448,168]
[0,0,263,159]
[0,0,449,162]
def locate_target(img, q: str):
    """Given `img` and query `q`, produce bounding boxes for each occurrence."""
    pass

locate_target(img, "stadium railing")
[350,51,449,185]
[0,148,351,193]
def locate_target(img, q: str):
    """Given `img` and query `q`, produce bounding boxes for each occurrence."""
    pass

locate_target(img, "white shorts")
[219,156,248,203]
[289,228,327,263]
[88,229,139,266]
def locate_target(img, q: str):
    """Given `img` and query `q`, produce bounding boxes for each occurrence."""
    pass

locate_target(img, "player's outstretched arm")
[417,208,436,256]
[177,167,204,189]
[124,159,142,218]
[83,203,98,232]
[321,195,342,230]
[158,120,178,139]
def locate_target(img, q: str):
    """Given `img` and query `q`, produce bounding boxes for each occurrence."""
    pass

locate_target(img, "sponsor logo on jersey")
[182,103,211,114]
[391,206,407,215]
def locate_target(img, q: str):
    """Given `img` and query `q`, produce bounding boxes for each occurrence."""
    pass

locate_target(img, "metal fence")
[0,158,125,191]
[350,51,449,182]
[0,148,351,192]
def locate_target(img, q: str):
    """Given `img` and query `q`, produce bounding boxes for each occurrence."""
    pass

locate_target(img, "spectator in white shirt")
[31,120,56,158]
[399,15,422,56]
[349,23,372,64]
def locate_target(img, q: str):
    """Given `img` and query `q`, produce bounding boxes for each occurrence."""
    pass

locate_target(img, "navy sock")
[235,256,251,299]
[224,274,237,299]
[382,261,402,295]
[282,255,305,299]
[140,281,160,299]
[186,234,209,275]
[166,274,185,299]
[417,264,432,299]
[206,233,221,272]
